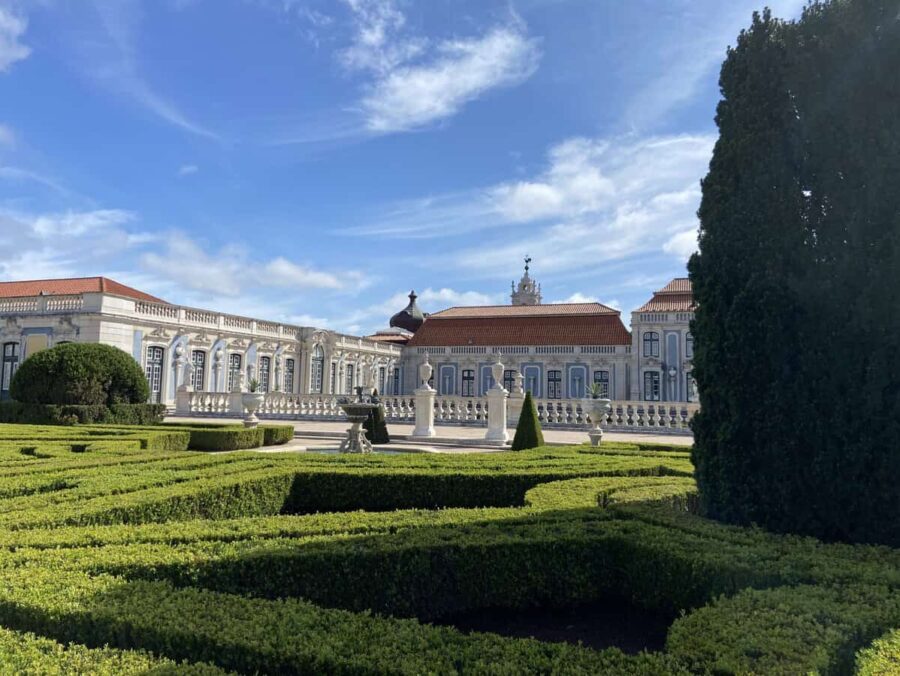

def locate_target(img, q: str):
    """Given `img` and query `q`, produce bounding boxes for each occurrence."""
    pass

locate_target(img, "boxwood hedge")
[0,428,893,674]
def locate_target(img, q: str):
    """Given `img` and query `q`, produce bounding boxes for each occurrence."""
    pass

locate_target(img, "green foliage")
[10,343,150,406]
[185,427,264,452]
[0,401,165,425]
[512,391,544,451]
[690,1,900,546]
[363,403,390,444]
[260,424,294,446]
[856,628,900,675]
[0,426,896,673]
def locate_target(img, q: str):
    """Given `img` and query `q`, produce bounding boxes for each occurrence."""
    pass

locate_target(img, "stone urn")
[242,391,266,428]
[338,390,380,453]
[586,397,611,446]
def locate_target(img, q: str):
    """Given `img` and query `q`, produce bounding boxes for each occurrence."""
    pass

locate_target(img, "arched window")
[685,332,694,359]
[227,354,242,392]
[547,370,562,399]
[311,346,324,394]
[258,356,271,393]
[284,358,296,393]
[643,331,660,358]
[191,350,206,391]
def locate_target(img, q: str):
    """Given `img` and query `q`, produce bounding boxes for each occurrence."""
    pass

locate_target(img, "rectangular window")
[593,370,610,398]
[503,369,517,392]
[191,350,205,391]
[284,358,295,393]
[145,346,164,403]
[329,362,336,394]
[346,364,355,394]
[686,333,694,359]
[227,353,242,392]
[461,369,475,397]
[643,332,660,358]
[644,371,661,401]
[379,366,386,394]
[258,356,271,393]
[392,367,401,395]
[548,370,562,399]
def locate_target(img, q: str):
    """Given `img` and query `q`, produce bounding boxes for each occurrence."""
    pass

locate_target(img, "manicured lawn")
[0,423,894,673]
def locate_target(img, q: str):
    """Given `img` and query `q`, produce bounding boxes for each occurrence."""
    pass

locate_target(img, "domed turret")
[390,290,425,333]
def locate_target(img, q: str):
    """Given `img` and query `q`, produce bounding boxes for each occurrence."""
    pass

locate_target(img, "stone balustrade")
[174,390,696,435]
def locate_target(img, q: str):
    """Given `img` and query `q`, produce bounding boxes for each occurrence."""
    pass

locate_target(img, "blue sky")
[0,0,805,335]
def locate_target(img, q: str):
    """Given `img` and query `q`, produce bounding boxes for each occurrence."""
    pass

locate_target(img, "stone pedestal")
[412,387,436,438]
[175,385,192,415]
[485,387,509,444]
[507,373,525,428]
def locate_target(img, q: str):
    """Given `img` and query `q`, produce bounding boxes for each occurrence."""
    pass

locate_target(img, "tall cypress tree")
[691,0,900,545]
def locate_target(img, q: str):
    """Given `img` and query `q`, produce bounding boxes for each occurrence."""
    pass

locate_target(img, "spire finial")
[524,255,531,273]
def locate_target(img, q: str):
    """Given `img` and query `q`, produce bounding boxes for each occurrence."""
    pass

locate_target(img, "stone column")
[412,355,436,438]
[485,354,509,444]
[507,372,525,429]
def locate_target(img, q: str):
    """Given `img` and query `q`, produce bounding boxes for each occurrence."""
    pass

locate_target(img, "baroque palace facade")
[0,265,696,406]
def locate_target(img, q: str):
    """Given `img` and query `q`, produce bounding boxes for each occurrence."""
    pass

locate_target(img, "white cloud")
[0,7,30,73]
[264,257,342,290]
[663,228,699,260]
[177,164,199,176]
[31,209,135,238]
[361,27,540,133]
[337,1,540,133]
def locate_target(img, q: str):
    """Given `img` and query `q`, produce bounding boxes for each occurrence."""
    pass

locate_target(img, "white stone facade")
[0,290,401,406]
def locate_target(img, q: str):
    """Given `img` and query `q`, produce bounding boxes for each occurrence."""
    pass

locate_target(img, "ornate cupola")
[389,290,425,333]
[511,256,542,306]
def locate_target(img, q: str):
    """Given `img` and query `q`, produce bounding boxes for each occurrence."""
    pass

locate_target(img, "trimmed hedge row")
[0,402,166,425]
[0,626,227,675]
[0,567,687,676]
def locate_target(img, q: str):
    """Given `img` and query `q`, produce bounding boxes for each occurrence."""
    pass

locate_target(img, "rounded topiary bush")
[10,343,149,406]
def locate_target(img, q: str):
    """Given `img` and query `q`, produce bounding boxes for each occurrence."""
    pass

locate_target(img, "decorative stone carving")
[418,354,434,391]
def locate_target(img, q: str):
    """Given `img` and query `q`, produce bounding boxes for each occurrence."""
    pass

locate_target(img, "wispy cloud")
[347,133,713,276]
[82,1,219,139]
[281,0,541,139]
[0,123,14,147]
[177,164,199,177]
[0,7,30,73]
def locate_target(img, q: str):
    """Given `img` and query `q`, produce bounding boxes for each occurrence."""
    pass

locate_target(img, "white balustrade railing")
[531,398,698,432]
[175,391,697,435]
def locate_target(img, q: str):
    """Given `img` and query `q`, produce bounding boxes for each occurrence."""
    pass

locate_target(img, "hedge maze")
[0,424,895,674]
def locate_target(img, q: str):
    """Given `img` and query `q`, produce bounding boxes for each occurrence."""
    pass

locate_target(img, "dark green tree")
[512,392,544,451]
[690,0,900,545]
[364,390,390,444]
[10,343,150,406]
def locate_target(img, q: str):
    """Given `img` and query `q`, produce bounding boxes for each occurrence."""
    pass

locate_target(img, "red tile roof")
[407,313,631,347]
[0,277,166,303]
[430,302,618,319]
[365,333,411,345]
[636,278,694,312]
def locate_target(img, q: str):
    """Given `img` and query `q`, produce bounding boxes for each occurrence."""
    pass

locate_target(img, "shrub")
[10,343,149,407]
[689,3,900,545]
[260,425,293,446]
[857,629,900,676]
[512,391,543,451]
[0,402,165,425]
[186,427,264,452]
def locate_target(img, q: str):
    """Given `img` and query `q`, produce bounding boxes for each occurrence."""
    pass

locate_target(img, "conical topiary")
[364,390,390,444]
[511,391,543,451]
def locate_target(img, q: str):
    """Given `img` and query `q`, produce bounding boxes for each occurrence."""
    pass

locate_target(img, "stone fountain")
[337,388,380,454]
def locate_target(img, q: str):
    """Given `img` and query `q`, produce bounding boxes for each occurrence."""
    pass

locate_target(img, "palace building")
[0,265,696,406]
